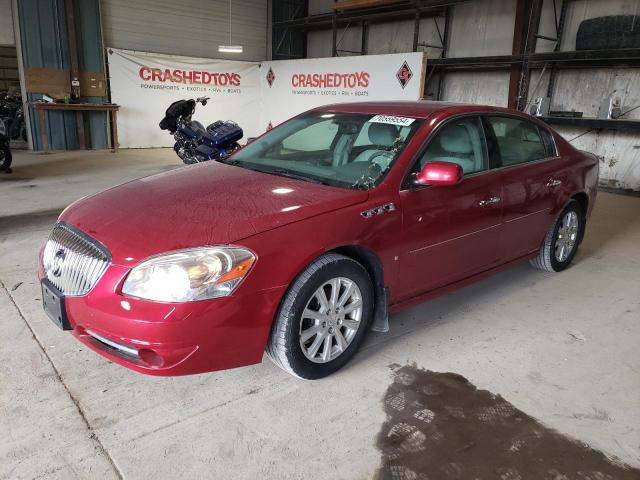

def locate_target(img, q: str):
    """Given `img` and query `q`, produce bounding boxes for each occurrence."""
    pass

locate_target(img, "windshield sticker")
[370,115,415,126]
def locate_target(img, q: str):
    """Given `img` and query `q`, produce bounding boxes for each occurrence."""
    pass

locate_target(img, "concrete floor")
[1,149,639,479]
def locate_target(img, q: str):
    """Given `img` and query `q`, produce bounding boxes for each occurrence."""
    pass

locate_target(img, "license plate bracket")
[41,280,72,330]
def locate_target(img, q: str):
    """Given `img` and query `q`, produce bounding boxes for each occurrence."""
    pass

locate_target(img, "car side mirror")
[413,161,463,187]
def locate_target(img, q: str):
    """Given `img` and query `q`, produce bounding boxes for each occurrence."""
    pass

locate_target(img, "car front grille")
[42,223,111,296]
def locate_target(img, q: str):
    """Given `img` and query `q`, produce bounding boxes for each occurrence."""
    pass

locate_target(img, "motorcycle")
[0,92,27,142]
[159,97,243,164]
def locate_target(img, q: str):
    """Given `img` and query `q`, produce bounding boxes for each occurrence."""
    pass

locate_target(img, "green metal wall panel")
[19,0,78,150]
[75,0,108,149]
[19,0,108,150]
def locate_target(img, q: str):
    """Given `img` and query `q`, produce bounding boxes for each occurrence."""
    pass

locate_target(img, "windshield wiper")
[267,168,326,184]
[219,156,240,166]
[222,161,332,186]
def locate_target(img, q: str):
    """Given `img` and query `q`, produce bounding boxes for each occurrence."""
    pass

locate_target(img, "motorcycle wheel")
[0,144,12,172]
[174,142,197,165]
[9,120,21,140]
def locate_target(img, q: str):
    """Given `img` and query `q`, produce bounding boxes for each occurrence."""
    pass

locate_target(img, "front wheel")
[266,253,374,379]
[530,200,584,272]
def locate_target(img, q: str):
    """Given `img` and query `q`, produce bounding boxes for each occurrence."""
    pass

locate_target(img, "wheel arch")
[571,191,589,244]
[571,191,588,216]
[329,245,389,332]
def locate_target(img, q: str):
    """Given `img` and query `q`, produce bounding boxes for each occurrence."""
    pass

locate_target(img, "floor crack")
[0,279,124,480]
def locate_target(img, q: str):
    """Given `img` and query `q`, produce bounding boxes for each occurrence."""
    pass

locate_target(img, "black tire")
[0,135,11,172]
[576,15,640,50]
[530,200,584,273]
[266,253,374,379]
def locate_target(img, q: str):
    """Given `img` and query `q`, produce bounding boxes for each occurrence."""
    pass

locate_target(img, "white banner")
[259,52,426,131]
[107,48,261,148]
[107,49,426,148]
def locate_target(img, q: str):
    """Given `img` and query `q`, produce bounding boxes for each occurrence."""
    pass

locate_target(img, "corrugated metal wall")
[18,0,108,150]
[76,0,108,150]
[304,0,640,190]
[100,0,268,61]
[18,0,78,150]
[0,0,15,46]
[534,0,640,191]
[0,0,18,92]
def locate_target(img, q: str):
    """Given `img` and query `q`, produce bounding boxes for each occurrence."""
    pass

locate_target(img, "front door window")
[418,117,488,175]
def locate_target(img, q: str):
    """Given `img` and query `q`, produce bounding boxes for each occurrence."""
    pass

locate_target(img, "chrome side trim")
[361,203,397,218]
[408,224,501,254]
[86,330,139,358]
[504,208,550,223]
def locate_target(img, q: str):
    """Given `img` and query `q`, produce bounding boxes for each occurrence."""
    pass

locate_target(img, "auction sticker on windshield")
[369,115,416,126]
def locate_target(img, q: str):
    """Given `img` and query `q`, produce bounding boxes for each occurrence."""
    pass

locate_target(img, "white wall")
[0,0,15,46]
[304,0,640,190]
[101,0,268,61]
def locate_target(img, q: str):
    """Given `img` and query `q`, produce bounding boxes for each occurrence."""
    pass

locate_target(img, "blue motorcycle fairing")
[180,120,207,140]
[203,121,243,148]
[194,143,222,161]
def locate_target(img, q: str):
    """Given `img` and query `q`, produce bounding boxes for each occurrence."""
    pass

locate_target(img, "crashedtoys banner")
[259,52,426,130]
[107,48,260,148]
[108,49,426,148]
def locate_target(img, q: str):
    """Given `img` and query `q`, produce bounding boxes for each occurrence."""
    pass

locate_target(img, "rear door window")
[539,127,557,157]
[485,117,548,167]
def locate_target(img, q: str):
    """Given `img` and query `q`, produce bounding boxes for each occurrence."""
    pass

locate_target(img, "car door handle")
[546,179,562,187]
[478,196,501,207]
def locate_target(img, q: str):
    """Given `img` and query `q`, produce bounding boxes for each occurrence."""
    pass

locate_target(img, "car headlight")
[122,247,256,302]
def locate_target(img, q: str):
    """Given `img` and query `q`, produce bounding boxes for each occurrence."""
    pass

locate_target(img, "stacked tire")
[576,15,640,50]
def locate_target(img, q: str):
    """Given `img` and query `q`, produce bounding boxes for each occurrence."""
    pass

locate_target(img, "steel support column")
[413,11,421,51]
[332,12,338,56]
[508,0,543,110]
[546,0,569,102]
[436,6,451,100]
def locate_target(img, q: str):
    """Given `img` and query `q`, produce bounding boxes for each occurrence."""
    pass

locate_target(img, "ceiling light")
[218,45,243,54]
[219,0,243,54]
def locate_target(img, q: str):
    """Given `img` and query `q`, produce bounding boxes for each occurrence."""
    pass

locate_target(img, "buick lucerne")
[38,102,598,379]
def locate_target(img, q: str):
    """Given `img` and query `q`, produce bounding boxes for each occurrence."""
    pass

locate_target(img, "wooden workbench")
[32,102,120,153]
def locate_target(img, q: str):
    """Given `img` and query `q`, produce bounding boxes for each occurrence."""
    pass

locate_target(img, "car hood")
[60,162,368,267]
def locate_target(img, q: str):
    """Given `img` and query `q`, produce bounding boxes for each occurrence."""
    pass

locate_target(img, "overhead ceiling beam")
[273,0,471,30]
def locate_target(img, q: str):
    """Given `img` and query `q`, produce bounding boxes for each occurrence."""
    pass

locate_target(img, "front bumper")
[40,263,286,376]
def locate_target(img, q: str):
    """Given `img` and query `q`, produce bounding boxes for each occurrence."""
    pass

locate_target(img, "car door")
[396,115,503,302]
[483,116,564,259]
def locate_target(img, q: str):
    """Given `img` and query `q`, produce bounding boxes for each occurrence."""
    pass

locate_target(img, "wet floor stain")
[375,365,639,480]
[0,208,61,232]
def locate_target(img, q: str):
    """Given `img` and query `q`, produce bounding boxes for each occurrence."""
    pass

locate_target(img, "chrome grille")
[42,223,111,296]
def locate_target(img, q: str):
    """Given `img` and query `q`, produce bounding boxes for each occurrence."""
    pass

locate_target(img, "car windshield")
[227,112,423,189]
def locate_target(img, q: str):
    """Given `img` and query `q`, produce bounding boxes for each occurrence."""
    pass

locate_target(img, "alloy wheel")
[299,277,363,363]
[555,210,579,262]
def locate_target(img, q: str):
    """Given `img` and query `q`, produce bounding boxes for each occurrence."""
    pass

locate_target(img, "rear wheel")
[0,138,12,172]
[530,200,584,272]
[266,253,374,379]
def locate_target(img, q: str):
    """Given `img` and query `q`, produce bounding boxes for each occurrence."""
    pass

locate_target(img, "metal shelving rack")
[272,0,640,131]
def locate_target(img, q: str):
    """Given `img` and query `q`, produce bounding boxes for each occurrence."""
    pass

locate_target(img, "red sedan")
[38,102,598,379]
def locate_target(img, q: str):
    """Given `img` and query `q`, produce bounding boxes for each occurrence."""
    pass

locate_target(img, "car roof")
[313,101,525,120]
